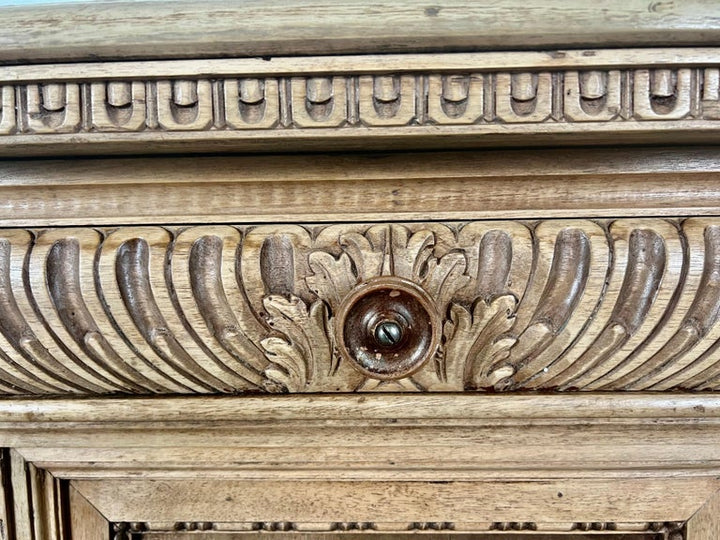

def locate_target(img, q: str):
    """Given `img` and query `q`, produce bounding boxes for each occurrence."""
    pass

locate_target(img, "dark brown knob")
[335,277,441,380]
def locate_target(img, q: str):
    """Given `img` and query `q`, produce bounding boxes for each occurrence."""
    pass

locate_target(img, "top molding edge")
[0,0,719,64]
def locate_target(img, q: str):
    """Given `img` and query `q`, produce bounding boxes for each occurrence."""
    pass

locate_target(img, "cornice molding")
[2,49,720,156]
[1,1,717,64]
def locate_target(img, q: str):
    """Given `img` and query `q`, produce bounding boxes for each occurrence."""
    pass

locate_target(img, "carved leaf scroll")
[0,219,719,394]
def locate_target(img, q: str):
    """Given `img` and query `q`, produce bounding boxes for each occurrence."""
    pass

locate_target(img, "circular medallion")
[335,277,441,380]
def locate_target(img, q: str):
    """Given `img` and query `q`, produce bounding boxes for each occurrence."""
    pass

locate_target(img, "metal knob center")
[336,277,440,380]
[374,320,403,347]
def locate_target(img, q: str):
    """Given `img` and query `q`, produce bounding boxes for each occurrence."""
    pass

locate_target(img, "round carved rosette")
[335,277,441,380]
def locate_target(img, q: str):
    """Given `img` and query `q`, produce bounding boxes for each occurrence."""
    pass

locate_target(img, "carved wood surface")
[108,521,685,539]
[2,49,720,155]
[0,450,693,540]
[0,219,719,395]
[3,394,719,539]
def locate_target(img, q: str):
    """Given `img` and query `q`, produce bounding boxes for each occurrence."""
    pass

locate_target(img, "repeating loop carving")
[24,83,81,133]
[291,77,348,127]
[564,70,622,121]
[1,220,720,394]
[495,72,553,123]
[427,74,484,124]
[634,69,692,120]
[91,81,147,131]
[359,75,417,126]
[2,57,720,138]
[156,80,214,130]
[224,78,280,129]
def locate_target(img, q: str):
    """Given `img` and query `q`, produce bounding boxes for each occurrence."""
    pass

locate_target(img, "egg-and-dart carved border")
[0,218,719,395]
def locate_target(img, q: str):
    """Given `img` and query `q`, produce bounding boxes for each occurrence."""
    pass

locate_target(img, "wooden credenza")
[0,2,719,538]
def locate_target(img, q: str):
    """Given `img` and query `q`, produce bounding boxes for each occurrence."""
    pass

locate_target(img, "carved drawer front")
[0,218,717,396]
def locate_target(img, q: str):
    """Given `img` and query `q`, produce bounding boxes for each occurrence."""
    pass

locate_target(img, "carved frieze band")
[1,219,720,395]
[111,520,685,537]
[1,63,720,137]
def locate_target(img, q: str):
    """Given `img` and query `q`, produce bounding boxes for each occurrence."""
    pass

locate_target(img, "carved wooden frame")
[1,394,719,539]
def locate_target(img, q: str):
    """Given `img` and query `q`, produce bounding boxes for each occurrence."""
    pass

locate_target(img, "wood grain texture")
[9,394,720,482]
[0,450,11,540]
[2,49,720,156]
[686,489,720,539]
[2,148,720,226]
[9,450,32,540]
[1,4,719,539]
[0,1,718,64]
[1,423,705,538]
[69,484,108,540]
[74,478,705,528]
[1,394,717,538]
[0,219,717,394]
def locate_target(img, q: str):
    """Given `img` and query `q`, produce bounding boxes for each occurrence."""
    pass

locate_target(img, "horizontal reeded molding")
[2,49,720,155]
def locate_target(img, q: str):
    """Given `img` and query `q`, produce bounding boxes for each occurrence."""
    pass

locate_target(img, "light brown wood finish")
[3,48,720,83]
[0,217,717,395]
[0,1,718,64]
[2,48,720,156]
[0,148,719,225]
[75,478,707,524]
[686,489,720,539]
[0,451,11,540]
[68,485,108,540]
[1,4,719,538]
[0,395,712,538]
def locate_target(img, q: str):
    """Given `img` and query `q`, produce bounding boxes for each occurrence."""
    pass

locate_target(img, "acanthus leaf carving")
[305,251,358,309]
[261,295,362,393]
[443,296,519,390]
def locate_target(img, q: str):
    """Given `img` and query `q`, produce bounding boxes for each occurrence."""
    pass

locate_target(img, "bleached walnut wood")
[1,5,718,538]
[2,49,720,156]
[1,148,720,227]
[79,478,702,527]
[0,395,715,539]
[687,489,720,539]
[0,219,718,395]
[1,1,717,64]
[69,484,108,540]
